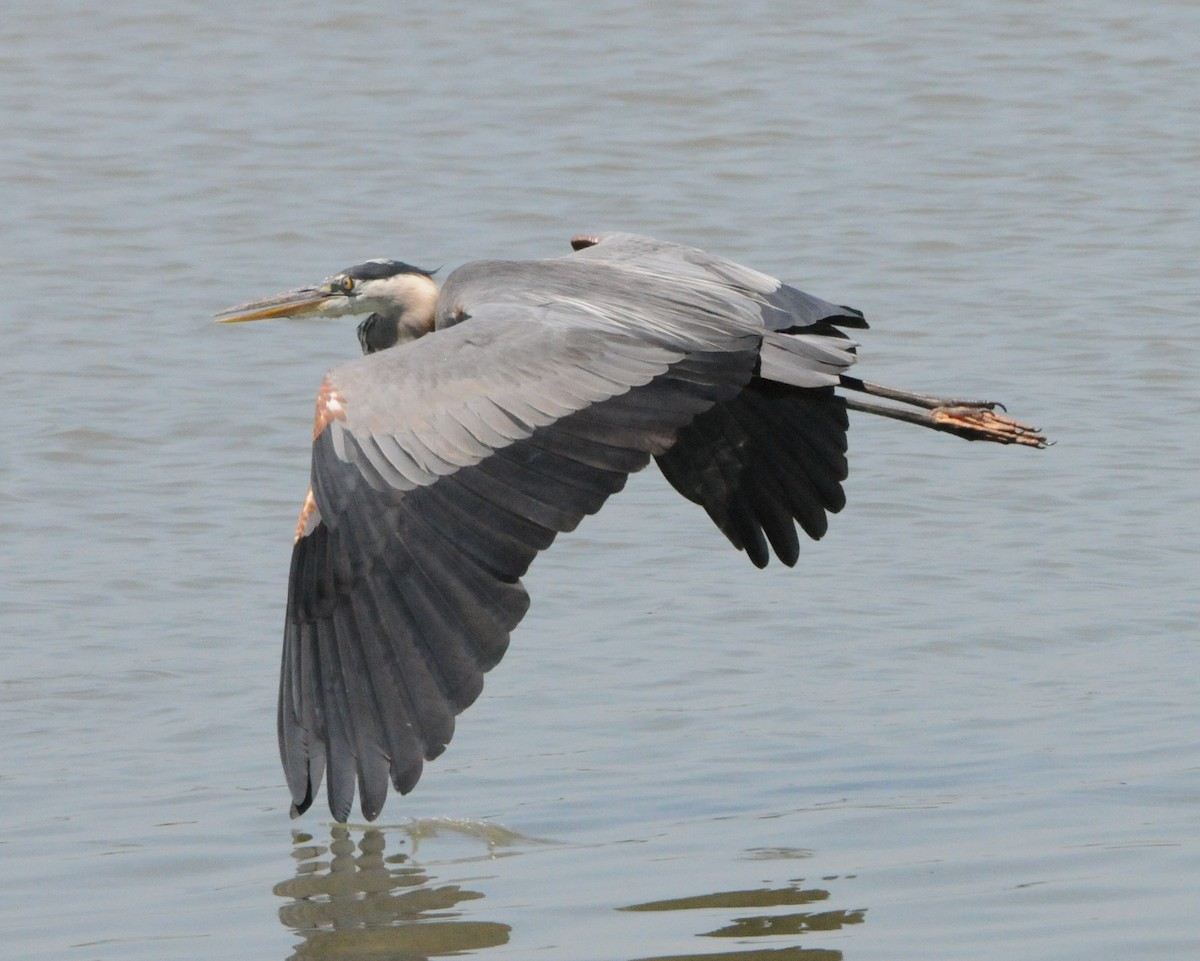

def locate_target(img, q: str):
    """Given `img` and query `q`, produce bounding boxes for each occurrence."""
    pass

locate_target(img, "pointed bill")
[215,287,330,323]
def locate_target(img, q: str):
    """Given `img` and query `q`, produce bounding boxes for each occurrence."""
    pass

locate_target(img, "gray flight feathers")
[281,233,862,821]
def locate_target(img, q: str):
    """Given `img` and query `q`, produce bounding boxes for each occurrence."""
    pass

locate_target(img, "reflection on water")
[636,948,846,961]
[622,883,864,961]
[276,828,864,961]
[275,826,509,959]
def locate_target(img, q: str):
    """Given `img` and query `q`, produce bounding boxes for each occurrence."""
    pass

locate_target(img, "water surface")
[1,2,1197,959]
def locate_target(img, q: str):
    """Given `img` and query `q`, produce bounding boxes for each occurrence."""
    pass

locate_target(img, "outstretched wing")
[656,383,850,568]
[281,304,761,821]
[567,233,859,568]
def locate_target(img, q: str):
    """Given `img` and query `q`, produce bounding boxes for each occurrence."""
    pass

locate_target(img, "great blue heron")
[218,232,1046,822]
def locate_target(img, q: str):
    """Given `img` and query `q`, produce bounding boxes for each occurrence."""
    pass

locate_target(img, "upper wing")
[568,231,868,331]
[281,305,761,821]
[566,234,857,567]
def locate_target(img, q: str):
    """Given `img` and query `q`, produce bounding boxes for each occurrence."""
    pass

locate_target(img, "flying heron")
[218,232,1047,822]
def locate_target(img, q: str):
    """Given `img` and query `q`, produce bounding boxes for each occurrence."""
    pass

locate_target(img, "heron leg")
[838,376,1008,411]
[839,378,1048,448]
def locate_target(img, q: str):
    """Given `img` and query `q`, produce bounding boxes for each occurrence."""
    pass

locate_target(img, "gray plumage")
[217,232,1046,822]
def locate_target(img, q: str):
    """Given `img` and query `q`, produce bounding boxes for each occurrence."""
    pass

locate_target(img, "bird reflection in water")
[275,826,863,960]
[274,825,510,959]
[621,881,865,961]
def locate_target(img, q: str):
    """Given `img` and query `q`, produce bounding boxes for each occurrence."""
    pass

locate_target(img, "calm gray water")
[2,1,1197,958]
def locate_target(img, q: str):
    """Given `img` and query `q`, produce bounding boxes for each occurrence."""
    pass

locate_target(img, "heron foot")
[930,405,1049,448]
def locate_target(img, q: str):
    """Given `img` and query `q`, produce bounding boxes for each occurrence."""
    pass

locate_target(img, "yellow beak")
[215,288,330,323]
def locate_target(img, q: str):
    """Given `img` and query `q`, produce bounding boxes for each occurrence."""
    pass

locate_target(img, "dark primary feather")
[280,233,866,821]
[657,382,849,568]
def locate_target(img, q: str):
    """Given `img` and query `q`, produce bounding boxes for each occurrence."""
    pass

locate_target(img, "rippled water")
[2,1,1197,959]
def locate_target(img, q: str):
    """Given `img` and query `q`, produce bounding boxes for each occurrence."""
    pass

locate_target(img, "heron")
[218,232,1047,822]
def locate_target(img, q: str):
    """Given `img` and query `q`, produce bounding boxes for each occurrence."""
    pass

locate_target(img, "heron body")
[218,232,1046,822]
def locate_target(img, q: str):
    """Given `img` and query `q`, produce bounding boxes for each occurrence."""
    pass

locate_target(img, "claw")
[931,406,1048,448]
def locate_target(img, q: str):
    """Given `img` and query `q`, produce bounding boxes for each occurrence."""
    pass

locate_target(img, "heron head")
[216,260,440,349]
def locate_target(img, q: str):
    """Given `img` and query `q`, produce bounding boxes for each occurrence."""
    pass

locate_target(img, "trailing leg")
[839,376,1048,448]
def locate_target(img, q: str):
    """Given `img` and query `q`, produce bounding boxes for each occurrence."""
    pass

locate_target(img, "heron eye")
[337,276,355,294]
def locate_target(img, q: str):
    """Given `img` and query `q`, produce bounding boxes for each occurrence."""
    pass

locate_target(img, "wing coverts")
[279,233,864,820]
